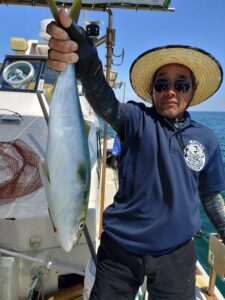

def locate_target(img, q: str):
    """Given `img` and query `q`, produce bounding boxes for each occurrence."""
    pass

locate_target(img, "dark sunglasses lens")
[153,79,168,92]
[153,79,191,93]
[175,80,190,93]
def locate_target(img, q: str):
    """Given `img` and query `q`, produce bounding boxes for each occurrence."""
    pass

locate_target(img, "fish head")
[58,202,88,252]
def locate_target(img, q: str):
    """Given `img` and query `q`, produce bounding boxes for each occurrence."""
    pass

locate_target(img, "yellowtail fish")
[39,63,91,252]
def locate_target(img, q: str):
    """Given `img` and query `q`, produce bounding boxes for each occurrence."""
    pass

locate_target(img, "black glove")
[64,22,102,80]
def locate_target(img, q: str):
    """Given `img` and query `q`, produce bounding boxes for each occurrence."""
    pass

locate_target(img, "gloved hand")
[65,22,102,80]
[47,8,102,80]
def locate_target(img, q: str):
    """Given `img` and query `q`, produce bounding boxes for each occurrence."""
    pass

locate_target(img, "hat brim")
[130,45,223,106]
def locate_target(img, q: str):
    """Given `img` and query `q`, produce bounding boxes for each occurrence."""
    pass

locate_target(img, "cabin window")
[0,56,44,93]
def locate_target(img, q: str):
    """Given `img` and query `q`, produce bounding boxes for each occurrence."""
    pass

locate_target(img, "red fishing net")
[0,139,42,205]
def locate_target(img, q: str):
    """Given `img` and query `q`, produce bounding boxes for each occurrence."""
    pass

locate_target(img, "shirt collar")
[151,107,200,129]
[183,111,201,128]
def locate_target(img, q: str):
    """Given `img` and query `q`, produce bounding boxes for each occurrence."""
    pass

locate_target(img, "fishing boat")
[0,1,224,299]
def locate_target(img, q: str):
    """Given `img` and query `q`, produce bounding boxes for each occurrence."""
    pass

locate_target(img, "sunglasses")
[153,79,191,94]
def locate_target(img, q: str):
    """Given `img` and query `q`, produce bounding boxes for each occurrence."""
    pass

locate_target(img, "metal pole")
[36,91,49,125]
[0,247,85,275]
[84,225,97,266]
[98,8,113,238]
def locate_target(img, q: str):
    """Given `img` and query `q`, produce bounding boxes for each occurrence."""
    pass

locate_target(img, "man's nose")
[165,85,177,96]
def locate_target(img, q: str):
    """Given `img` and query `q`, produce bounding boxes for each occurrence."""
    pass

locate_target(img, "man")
[47,9,225,300]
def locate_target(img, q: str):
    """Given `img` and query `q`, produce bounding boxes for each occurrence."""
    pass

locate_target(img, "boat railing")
[207,233,225,296]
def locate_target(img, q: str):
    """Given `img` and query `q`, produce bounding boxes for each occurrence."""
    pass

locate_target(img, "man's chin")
[159,108,180,119]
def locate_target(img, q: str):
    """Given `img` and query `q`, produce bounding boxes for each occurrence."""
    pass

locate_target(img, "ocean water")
[100,111,225,296]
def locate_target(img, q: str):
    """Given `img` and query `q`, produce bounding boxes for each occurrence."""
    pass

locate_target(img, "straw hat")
[130,45,223,106]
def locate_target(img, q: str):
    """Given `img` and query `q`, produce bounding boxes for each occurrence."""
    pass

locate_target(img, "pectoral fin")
[84,120,91,136]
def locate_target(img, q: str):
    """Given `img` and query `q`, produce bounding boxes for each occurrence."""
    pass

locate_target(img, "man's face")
[152,64,195,119]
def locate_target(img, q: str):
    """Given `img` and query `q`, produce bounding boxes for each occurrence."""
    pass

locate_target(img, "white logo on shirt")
[183,140,205,171]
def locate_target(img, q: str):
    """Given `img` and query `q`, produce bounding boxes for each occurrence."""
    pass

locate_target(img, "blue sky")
[0,0,225,111]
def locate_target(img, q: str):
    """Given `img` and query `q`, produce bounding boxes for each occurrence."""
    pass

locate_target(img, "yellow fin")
[84,121,91,136]
[39,159,50,193]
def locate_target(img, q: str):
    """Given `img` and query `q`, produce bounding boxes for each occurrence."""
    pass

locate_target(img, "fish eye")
[79,219,85,231]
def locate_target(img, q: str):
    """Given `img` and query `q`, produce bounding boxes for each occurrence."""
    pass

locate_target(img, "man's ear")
[150,86,155,106]
[186,83,198,109]
[192,82,198,99]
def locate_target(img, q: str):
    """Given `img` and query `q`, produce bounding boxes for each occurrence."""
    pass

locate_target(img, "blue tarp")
[112,135,121,157]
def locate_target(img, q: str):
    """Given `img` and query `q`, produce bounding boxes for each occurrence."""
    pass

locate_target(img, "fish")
[39,63,91,252]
